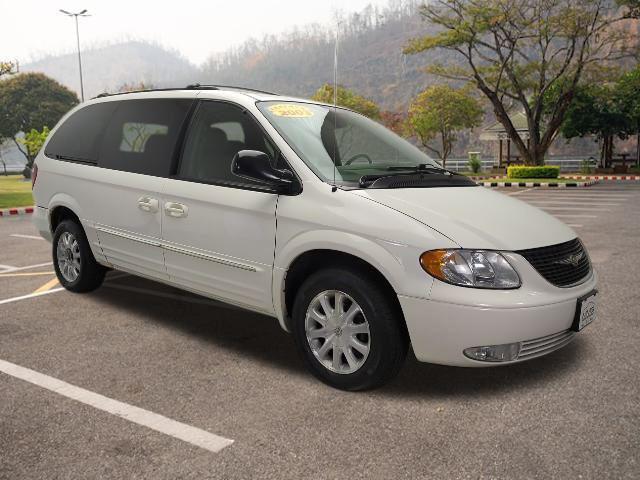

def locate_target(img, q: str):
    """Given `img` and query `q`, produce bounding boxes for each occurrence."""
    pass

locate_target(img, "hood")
[351,186,576,250]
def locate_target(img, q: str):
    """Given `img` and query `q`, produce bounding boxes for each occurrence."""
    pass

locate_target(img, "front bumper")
[399,266,598,367]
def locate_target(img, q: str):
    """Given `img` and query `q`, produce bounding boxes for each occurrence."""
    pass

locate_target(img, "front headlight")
[420,249,521,289]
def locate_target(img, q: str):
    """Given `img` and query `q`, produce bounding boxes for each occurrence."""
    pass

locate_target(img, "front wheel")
[52,219,106,293]
[292,267,408,391]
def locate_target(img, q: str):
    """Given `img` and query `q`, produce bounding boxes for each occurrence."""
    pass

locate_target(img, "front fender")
[272,229,436,330]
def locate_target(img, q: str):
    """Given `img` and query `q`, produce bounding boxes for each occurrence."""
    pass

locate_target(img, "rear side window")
[98,99,192,176]
[44,102,118,164]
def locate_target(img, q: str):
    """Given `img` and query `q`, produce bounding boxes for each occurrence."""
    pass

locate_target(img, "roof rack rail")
[185,83,278,95]
[92,84,278,100]
[93,87,191,99]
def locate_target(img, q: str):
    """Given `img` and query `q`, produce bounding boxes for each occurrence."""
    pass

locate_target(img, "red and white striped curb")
[479,180,599,188]
[561,175,639,181]
[0,207,34,217]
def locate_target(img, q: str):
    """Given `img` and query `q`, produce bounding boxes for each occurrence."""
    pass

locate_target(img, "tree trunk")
[636,129,640,168]
[602,135,615,168]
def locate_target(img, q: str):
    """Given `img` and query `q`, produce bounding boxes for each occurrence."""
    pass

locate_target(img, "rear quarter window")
[44,102,118,164]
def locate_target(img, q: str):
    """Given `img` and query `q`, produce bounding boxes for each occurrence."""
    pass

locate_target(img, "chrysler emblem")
[555,251,584,267]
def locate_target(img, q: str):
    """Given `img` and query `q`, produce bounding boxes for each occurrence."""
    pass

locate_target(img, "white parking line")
[0,359,234,453]
[507,188,532,196]
[0,262,53,273]
[0,288,65,305]
[517,194,631,199]
[524,201,620,206]
[537,206,611,212]
[10,234,45,241]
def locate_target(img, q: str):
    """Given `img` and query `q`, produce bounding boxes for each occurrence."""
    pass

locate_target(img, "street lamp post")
[59,9,90,102]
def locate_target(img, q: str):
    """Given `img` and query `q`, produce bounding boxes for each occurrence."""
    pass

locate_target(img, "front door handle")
[137,196,159,213]
[164,202,188,218]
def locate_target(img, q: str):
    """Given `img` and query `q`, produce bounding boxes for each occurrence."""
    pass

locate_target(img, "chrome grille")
[517,238,591,287]
[518,330,576,360]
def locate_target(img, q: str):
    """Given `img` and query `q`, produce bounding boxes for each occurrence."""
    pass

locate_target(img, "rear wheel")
[52,219,106,293]
[292,267,408,391]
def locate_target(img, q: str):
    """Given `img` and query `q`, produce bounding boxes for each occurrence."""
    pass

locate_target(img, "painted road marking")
[33,277,60,294]
[0,271,55,278]
[507,189,532,196]
[517,193,632,198]
[523,201,620,206]
[0,359,234,453]
[536,206,611,212]
[0,288,65,305]
[566,224,583,228]
[1,262,53,273]
[10,234,45,241]
[551,214,598,219]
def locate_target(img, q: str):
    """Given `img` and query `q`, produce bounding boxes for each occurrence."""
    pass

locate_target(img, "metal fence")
[444,156,595,173]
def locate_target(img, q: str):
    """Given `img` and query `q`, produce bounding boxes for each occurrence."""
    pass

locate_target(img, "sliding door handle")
[164,202,188,218]
[137,196,159,213]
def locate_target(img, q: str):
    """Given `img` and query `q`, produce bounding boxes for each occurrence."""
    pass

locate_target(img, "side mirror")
[231,150,297,193]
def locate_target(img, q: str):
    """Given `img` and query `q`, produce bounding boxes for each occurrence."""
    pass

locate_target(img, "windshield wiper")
[359,164,457,188]
[386,164,455,175]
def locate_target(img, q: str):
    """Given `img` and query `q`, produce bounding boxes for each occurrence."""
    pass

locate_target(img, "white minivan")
[32,86,598,390]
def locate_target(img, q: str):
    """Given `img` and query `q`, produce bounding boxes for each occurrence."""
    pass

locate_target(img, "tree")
[19,127,51,166]
[617,67,640,166]
[116,81,155,93]
[404,0,640,165]
[312,84,381,119]
[0,73,78,174]
[406,85,483,167]
[0,61,15,77]
[558,84,628,167]
[380,111,406,135]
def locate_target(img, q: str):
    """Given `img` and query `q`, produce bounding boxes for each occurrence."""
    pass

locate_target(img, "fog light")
[463,342,521,362]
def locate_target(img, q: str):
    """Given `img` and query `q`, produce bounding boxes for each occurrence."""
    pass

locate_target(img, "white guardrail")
[443,157,602,173]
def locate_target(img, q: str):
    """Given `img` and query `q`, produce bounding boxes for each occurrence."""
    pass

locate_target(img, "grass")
[0,175,34,208]
[485,177,587,183]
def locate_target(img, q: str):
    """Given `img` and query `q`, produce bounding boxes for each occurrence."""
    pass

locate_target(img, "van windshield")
[257,101,445,188]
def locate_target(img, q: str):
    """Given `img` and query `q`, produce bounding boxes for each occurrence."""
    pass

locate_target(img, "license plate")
[572,290,598,332]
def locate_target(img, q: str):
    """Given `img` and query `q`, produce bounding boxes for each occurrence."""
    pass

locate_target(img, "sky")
[1,0,391,65]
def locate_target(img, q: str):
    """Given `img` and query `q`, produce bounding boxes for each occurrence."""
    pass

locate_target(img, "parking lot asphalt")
[1,182,639,479]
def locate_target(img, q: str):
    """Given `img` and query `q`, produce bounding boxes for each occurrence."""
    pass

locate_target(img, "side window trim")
[168,99,199,178]
[172,99,302,194]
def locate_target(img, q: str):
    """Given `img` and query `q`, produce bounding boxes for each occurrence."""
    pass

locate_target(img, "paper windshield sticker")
[268,104,314,118]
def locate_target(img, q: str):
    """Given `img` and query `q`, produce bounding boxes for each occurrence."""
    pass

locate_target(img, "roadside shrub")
[507,165,560,179]
[467,152,482,173]
[580,159,594,174]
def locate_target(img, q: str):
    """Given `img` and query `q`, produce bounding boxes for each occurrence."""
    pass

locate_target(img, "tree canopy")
[404,0,640,165]
[558,84,628,166]
[559,66,640,166]
[312,84,381,119]
[0,73,78,165]
[406,85,483,166]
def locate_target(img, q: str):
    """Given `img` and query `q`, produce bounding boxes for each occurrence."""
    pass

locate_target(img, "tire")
[292,267,408,391]
[52,219,106,293]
